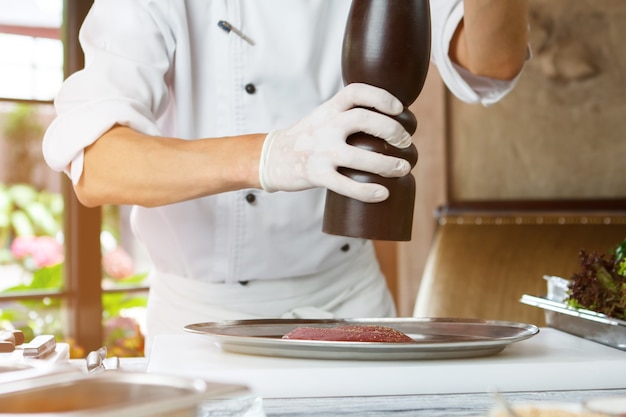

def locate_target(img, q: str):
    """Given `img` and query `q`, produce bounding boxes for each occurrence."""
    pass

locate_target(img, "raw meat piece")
[282,325,414,343]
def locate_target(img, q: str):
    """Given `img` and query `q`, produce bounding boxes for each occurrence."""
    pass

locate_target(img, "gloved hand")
[258,83,413,203]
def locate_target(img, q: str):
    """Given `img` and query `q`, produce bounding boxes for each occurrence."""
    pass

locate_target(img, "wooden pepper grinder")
[323,0,431,241]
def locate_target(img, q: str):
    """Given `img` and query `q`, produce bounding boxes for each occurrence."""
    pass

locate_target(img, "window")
[0,34,63,101]
[0,0,148,358]
[0,0,63,101]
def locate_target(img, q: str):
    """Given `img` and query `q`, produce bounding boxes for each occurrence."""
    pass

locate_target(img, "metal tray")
[520,294,626,351]
[0,370,248,416]
[184,317,539,360]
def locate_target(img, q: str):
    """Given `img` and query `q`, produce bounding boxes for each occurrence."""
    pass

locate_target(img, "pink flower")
[102,247,135,279]
[10,236,64,268]
[10,236,37,260]
[103,316,145,357]
[30,236,64,267]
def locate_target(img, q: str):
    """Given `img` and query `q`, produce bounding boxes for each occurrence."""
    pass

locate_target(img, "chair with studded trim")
[413,206,626,326]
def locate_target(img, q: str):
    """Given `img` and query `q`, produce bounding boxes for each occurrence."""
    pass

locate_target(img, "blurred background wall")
[394,0,626,315]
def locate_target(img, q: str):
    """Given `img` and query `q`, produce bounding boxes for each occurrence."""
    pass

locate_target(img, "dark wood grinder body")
[323,0,431,241]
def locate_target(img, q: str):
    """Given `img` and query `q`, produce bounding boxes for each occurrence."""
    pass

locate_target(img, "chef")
[42,0,530,354]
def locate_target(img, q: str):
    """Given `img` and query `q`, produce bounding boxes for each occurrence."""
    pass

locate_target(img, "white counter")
[146,328,626,398]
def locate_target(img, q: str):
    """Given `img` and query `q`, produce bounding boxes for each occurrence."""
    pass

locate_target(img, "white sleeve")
[42,0,173,184]
[430,0,531,107]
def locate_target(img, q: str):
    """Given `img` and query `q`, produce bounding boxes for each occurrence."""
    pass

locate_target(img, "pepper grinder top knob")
[342,0,431,106]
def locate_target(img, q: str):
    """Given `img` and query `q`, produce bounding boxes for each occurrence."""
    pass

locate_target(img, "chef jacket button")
[340,244,350,252]
[244,83,256,94]
[245,193,256,204]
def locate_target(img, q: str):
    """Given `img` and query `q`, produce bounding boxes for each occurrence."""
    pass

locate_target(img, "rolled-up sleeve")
[42,0,174,184]
[430,0,530,107]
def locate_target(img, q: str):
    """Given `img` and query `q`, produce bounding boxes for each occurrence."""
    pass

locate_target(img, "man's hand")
[258,83,414,203]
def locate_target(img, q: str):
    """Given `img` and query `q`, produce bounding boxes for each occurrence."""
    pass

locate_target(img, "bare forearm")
[451,0,529,80]
[75,126,264,207]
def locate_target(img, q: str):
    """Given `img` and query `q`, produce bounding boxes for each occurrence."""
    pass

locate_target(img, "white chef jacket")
[42,1,525,338]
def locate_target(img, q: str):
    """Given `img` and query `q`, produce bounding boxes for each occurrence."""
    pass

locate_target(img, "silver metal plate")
[520,294,626,351]
[184,318,539,360]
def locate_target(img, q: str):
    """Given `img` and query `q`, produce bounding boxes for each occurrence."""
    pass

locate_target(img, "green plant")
[0,183,62,262]
[1,104,44,185]
[567,238,626,320]
[0,184,148,357]
[2,104,44,143]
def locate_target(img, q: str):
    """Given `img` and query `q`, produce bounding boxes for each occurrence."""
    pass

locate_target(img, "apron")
[144,242,396,355]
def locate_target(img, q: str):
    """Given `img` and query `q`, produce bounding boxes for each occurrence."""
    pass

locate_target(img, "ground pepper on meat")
[567,238,626,321]
[282,325,414,343]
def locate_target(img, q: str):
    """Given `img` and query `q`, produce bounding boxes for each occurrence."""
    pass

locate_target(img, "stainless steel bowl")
[0,371,248,417]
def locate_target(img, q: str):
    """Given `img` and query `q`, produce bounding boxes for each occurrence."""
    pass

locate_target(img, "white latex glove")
[258,83,413,203]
